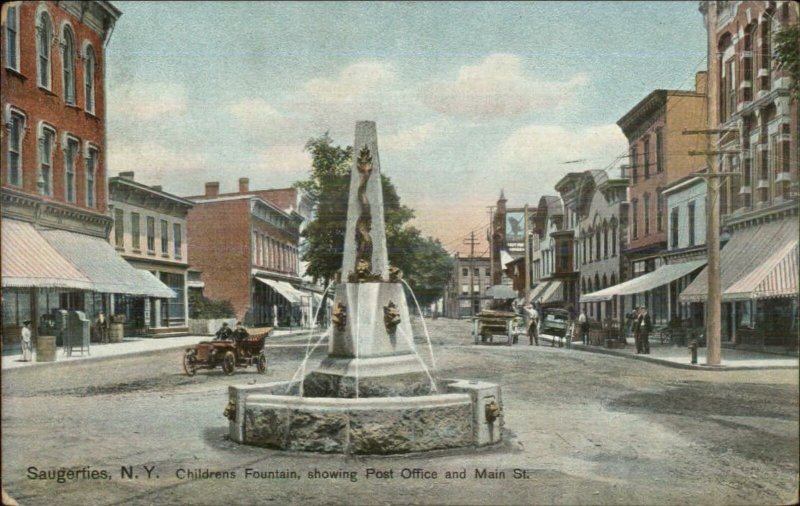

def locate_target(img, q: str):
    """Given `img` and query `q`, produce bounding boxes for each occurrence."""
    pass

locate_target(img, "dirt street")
[2,318,797,505]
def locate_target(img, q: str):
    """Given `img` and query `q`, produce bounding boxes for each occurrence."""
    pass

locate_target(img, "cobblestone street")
[2,318,797,505]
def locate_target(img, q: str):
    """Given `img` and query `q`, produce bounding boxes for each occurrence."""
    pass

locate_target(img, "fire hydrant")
[688,340,698,364]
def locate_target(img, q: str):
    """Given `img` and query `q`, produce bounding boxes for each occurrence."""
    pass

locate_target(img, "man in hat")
[524,302,540,346]
[214,322,233,341]
[20,320,32,361]
[636,306,653,354]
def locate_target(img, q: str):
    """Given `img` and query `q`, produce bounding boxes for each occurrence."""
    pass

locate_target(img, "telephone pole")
[464,231,480,318]
[487,206,495,287]
[523,204,530,304]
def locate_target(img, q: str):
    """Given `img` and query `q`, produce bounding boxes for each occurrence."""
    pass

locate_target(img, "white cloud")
[499,125,628,174]
[109,141,207,175]
[226,98,285,130]
[108,82,188,120]
[303,61,398,106]
[380,120,447,152]
[422,53,588,118]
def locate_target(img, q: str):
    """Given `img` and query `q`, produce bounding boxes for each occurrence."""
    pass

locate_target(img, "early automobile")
[182,327,272,376]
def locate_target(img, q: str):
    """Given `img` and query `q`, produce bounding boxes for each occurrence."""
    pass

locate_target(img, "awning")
[256,278,301,304]
[581,260,707,303]
[680,217,799,302]
[527,283,548,303]
[500,250,515,267]
[540,281,563,305]
[1,219,93,290]
[486,284,517,299]
[39,228,175,298]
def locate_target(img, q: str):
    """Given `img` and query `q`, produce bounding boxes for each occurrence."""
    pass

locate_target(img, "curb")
[569,342,799,371]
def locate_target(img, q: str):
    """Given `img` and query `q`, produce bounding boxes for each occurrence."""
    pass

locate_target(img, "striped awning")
[39,228,175,298]
[680,217,799,302]
[540,281,563,305]
[1,219,93,290]
[256,278,301,304]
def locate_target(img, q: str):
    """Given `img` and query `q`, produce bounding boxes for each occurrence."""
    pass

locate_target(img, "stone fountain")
[226,121,504,454]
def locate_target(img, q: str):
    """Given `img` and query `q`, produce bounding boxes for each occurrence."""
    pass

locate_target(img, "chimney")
[118,171,135,181]
[205,182,220,197]
[695,71,707,95]
[151,185,162,191]
[238,177,250,194]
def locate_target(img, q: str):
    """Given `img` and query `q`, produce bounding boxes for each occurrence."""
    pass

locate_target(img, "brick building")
[615,72,708,324]
[1,2,173,347]
[185,178,315,327]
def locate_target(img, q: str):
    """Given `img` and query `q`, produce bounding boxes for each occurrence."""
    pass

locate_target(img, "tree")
[774,24,800,100]
[296,134,452,306]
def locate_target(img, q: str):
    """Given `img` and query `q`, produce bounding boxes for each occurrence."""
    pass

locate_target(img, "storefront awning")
[256,278,301,304]
[39,229,175,298]
[1,219,93,290]
[680,217,798,302]
[540,281,563,305]
[581,260,707,303]
[527,283,548,303]
[500,250,515,267]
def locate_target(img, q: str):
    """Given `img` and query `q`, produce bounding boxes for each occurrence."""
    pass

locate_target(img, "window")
[62,26,76,105]
[595,230,601,260]
[725,58,735,118]
[603,226,609,258]
[462,268,468,277]
[643,137,650,179]
[473,268,480,276]
[147,216,155,252]
[39,125,56,196]
[37,11,52,89]
[632,199,639,239]
[85,146,97,208]
[582,236,587,264]
[671,207,679,248]
[173,223,182,258]
[655,129,664,173]
[630,146,638,184]
[84,45,95,113]
[5,4,19,70]
[643,194,651,236]
[656,191,664,232]
[611,224,617,256]
[64,137,78,203]
[687,202,696,247]
[461,284,469,295]
[131,212,140,250]
[114,209,124,247]
[7,110,24,186]
[761,18,771,91]
[160,220,169,255]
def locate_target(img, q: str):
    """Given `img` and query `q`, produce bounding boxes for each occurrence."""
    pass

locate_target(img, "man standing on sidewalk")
[637,307,653,354]
[578,309,589,345]
[20,320,32,362]
[524,303,539,346]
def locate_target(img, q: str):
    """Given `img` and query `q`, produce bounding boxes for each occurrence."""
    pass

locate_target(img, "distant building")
[108,172,194,335]
[443,254,492,318]
[185,179,314,327]
[529,195,577,312]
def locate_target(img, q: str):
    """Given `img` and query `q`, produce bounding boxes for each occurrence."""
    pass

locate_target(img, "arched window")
[85,143,99,208]
[594,274,600,291]
[37,122,56,196]
[595,229,601,260]
[610,273,616,286]
[611,223,617,256]
[587,279,593,293]
[602,274,608,289]
[62,25,76,105]
[582,233,587,264]
[581,278,586,293]
[84,44,96,113]
[603,222,609,258]
[37,11,52,89]
[5,4,20,71]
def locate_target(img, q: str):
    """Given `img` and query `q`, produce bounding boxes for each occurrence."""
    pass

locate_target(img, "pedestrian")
[578,309,589,345]
[524,303,539,346]
[631,307,642,353]
[95,312,108,344]
[637,307,653,354]
[20,320,32,362]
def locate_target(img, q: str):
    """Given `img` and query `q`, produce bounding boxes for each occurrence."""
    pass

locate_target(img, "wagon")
[182,327,272,376]
[475,310,524,346]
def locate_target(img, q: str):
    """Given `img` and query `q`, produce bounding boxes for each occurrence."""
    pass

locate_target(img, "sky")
[105,1,708,256]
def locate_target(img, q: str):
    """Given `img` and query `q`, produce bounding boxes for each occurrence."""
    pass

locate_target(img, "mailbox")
[64,311,90,357]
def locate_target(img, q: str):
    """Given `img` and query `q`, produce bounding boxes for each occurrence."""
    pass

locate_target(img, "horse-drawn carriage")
[182,327,272,376]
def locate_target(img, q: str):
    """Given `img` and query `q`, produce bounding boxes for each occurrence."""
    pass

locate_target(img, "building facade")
[616,73,709,325]
[1,2,173,348]
[443,254,492,318]
[557,170,629,323]
[186,179,309,327]
[108,172,193,335]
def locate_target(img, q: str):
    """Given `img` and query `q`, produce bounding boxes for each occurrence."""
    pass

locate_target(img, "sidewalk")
[537,333,799,370]
[1,328,318,371]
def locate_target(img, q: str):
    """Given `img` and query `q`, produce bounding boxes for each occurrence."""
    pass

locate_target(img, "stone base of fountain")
[227,379,503,454]
[302,354,434,397]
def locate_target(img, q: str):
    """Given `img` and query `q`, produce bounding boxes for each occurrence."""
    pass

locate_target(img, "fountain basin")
[227,379,503,454]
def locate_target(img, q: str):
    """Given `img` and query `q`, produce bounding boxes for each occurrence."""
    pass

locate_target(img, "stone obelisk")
[303,121,431,398]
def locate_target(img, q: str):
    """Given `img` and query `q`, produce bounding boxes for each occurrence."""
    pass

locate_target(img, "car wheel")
[222,351,236,376]
[257,352,267,374]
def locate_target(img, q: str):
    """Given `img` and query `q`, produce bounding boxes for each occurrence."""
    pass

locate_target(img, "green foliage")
[296,133,452,305]
[188,291,235,319]
[774,24,800,100]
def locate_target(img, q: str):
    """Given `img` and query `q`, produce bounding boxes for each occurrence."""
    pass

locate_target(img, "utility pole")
[523,204,530,304]
[464,231,479,318]
[487,206,495,287]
